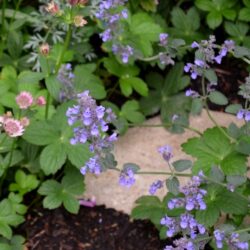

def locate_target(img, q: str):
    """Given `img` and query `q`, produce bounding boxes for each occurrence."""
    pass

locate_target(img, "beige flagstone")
[83,110,245,214]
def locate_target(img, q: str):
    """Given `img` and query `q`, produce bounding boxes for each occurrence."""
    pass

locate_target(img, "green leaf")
[222,9,236,21]
[74,65,106,100]
[121,100,145,123]
[7,31,22,59]
[120,77,148,97]
[38,180,63,209]
[18,71,44,85]
[234,46,250,58]
[171,7,200,32]
[172,160,192,172]
[131,196,167,226]
[163,63,189,95]
[191,98,203,115]
[119,78,133,97]
[0,223,12,240]
[239,8,250,22]
[182,127,247,175]
[62,193,80,214]
[62,168,84,195]
[66,143,92,168]
[130,13,162,41]
[195,0,214,11]
[196,203,220,227]
[23,120,60,146]
[208,91,228,105]
[207,11,222,29]
[45,75,61,101]
[103,57,139,78]
[166,177,179,195]
[9,170,39,195]
[225,104,242,114]
[225,21,249,37]
[40,142,67,175]
[216,188,248,214]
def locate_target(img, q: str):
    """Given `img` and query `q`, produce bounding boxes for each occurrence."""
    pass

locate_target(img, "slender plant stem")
[201,74,234,142]
[136,171,191,177]
[128,122,203,136]
[45,58,51,119]
[55,24,72,74]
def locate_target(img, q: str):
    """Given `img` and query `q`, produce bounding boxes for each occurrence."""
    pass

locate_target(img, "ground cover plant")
[0,0,250,249]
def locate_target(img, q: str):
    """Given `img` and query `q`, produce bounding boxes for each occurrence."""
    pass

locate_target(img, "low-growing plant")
[0,0,250,249]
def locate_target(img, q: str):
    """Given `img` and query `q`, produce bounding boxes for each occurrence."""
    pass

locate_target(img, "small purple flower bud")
[191,41,199,48]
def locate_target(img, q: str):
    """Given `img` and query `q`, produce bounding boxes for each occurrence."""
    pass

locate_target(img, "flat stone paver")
[83,110,244,214]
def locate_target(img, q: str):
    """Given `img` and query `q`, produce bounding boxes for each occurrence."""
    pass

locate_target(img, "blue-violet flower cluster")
[214,230,249,249]
[96,0,134,63]
[66,91,117,175]
[185,36,235,79]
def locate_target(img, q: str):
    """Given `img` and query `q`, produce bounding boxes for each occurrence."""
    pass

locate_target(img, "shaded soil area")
[19,205,170,250]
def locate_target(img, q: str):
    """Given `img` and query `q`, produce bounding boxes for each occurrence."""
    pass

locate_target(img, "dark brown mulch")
[19,205,170,250]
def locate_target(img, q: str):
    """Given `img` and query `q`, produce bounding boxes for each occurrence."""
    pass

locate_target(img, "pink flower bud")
[45,1,60,15]
[20,117,30,127]
[36,96,46,106]
[16,91,33,109]
[39,43,50,56]
[74,16,88,27]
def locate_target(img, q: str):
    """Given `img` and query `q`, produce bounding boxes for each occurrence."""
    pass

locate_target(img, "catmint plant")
[66,90,117,175]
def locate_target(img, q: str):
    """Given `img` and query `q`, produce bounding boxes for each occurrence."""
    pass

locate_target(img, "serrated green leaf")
[66,143,92,168]
[166,177,179,195]
[172,160,192,172]
[0,223,12,240]
[239,8,250,22]
[62,193,80,214]
[182,127,247,175]
[208,91,228,105]
[40,143,67,175]
[195,0,215,11]
[18,71,44,85]
[196,203,220,227]
[130,13,162,41]
[43,194,63,209]
[225,21,249,38]
[216,189,248,214]
[207,11,222,29]
[204,69,218,83]
[62,168,84,195]
[122,77,148,96]
[121,100,145,123]
[23,120,60,145]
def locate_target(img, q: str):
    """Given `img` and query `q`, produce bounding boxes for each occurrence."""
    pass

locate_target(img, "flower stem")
[45,58,51,119]
[128,122,203,136]
[55,24,72,74]
[136,171,191,177]
[201,74,234,142]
